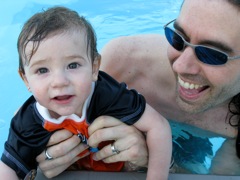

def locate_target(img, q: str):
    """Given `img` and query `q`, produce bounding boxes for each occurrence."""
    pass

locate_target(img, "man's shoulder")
[100,34,171,86]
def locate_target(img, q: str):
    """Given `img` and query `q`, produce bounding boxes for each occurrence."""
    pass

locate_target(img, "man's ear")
[18,69,30,90]
[92,54,101,81]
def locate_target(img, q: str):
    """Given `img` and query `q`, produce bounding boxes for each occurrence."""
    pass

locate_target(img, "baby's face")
[22,31,99,118]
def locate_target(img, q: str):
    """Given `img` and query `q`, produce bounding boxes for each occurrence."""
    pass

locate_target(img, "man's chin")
[176,98,207,114]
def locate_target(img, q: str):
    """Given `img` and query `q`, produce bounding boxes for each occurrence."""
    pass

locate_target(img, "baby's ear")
[18,69,25,81]
[18,69,29,88]
[92,54,101,81]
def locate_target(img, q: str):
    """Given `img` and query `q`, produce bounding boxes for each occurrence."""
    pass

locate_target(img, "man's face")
[167,0,240,113]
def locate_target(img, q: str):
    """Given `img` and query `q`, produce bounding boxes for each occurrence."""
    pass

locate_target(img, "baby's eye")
[37,68,48,74]
[68,62,80,69]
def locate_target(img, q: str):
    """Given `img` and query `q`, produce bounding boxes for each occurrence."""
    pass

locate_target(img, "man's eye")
[37,68,48,74]
[68,63,80,69]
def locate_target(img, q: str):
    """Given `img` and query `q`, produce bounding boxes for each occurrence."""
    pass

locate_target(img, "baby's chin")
[48,110,62,119]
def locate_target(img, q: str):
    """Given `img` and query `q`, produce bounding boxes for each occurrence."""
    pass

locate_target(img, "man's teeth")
[178,77,203,90]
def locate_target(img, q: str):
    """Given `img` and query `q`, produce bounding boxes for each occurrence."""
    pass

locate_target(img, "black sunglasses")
[164,19,240,65]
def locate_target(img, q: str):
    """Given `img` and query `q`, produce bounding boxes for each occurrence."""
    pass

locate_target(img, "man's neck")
[172,105,238,138]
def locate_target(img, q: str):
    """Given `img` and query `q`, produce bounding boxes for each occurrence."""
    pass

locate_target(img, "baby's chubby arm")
[0,161,19,180]
[134,104,172,180]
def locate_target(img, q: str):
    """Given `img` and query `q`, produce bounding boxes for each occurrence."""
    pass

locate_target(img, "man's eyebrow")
[201,40,233,53]
[173,20,185,35]
[173,20,233,53]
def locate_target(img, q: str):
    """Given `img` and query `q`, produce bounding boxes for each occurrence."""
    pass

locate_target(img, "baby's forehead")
[24,30,89,61]
[41,27,87,40]
[27,28,85,45]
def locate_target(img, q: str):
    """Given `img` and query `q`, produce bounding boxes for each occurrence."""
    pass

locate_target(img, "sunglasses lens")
[195,47,228,65]
[164,27,184,51]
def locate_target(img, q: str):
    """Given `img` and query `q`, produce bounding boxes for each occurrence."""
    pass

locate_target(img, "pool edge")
[35,169,240,180]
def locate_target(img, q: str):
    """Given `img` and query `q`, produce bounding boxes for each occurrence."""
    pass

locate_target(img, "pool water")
[0,0,182,154]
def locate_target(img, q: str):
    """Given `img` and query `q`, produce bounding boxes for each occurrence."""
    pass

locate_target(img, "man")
[25,0,240,177]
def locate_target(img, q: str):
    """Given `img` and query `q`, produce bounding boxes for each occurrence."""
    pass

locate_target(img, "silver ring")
[45,149,53,160]
[111,143,120,155]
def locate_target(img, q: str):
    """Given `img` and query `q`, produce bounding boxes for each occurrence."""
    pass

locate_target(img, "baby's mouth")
[54,95,72,100]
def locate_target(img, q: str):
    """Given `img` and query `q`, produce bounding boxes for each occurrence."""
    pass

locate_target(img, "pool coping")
[35,170,240,180]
